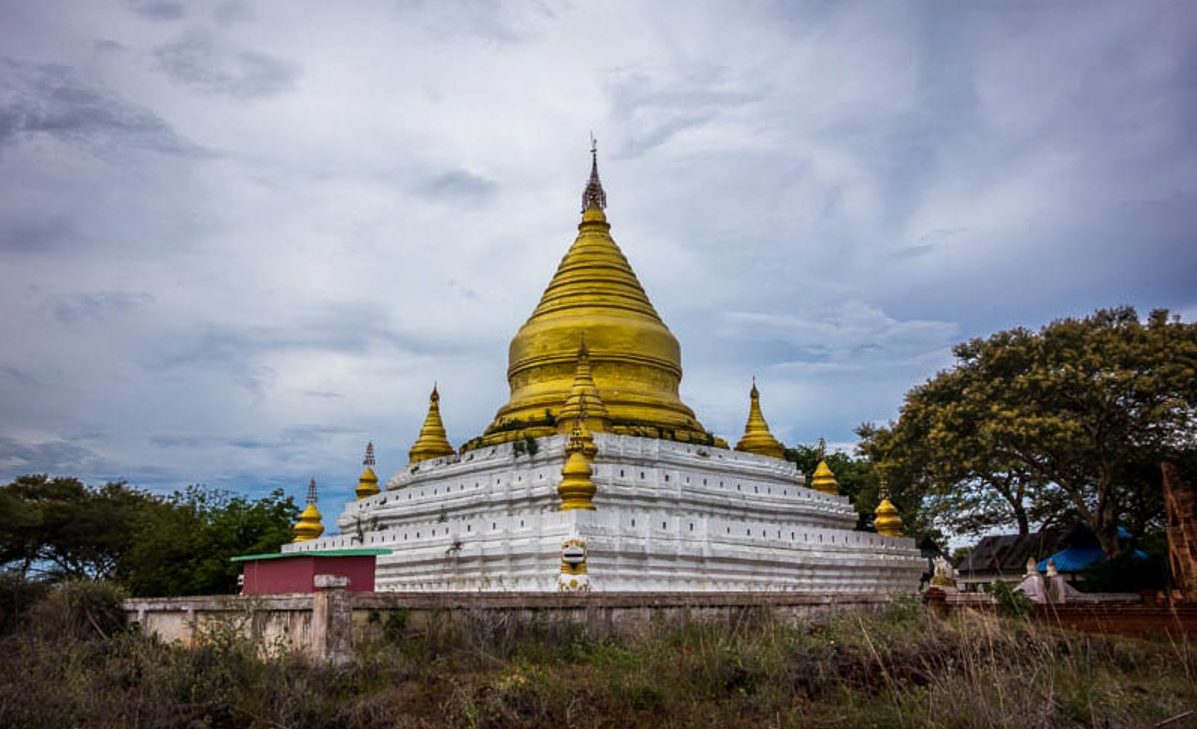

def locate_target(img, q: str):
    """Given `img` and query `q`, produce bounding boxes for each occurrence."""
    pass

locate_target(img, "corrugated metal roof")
[956,532,1054,574]
[231,548,391,562]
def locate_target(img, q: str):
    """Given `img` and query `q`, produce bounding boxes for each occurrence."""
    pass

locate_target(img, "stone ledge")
[125,590,902,614]
[350,590,898,610]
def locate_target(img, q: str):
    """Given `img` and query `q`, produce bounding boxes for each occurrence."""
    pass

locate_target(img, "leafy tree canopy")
[0,477,298,597]
[860,307,1197,557]
[0,476,156,581]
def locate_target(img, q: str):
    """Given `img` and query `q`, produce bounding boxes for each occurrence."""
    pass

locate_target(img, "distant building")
[955,530,1065,592]
[956,524,1145,592]
[1037,525,1147,583]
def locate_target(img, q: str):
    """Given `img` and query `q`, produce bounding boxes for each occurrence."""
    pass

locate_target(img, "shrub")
[985,580,1034,619]
[27,579,127,640]
[0,572,50,635]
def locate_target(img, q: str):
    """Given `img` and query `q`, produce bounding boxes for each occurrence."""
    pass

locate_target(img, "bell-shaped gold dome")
[474,150,708,447]
[734,381,785,459]
[408,385,455,465]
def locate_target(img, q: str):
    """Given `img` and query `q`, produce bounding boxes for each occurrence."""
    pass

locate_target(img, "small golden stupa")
[873,488,903,537]
[557,336,611,434]
[809,439,839,495]
[734,379,785,459]
[292,478,324,542]
[354,441,380,499]
[557,401,598,511]
[408,385,455,465]
[475,141,709,447]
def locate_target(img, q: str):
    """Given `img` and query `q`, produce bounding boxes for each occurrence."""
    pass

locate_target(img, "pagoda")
[283,146,923,592]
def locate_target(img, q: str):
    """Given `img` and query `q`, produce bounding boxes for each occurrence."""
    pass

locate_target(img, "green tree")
[783,442,941,540]
[864,307,1197,557]
[858,366,1067,538]
[0,477,298,597]
[785,443,875,529]
[120,486,298,597]
[0,476,155,580]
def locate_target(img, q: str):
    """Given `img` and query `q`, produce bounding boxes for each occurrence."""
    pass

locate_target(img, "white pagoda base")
[283,434,924,592]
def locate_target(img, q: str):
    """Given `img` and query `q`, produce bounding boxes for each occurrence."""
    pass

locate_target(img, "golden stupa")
[408,385,455,464]
[810,460,839,495]
[354,441,381,499]
[557,337,611,435]
[471,145,709,448]
[734,380,785,459]
[557,402,599,511]
[874,489,903,537]
[809,439,839,495]
[292,478,325,542]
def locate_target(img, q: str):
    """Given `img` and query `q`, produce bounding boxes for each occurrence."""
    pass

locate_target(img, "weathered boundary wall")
[931,591,1197,639]
[124,590,899,663]
[1035,604,1197,638]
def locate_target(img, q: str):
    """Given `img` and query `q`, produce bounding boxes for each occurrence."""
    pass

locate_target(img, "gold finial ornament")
[734,379,785,459]
[809,438,839,495]
[557,336,611,434]
[408,384,455,465]
[557,402,598,511]
[582,133,606,212]
[874,487,903,537]
[293,478,324,542]
[473,147,709,449]
[355,441,381,499]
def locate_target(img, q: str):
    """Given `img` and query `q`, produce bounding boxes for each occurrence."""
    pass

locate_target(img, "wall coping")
[124,590,904,614]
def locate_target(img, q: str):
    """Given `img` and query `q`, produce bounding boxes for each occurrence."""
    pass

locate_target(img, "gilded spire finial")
[582,135,607,212]
[356,442,381,500]
[735,379,785,459]
[293,478,324,542]
[408,384,455,465]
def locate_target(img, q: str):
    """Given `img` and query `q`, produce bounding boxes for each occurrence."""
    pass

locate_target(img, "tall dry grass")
[0,588,1193,728]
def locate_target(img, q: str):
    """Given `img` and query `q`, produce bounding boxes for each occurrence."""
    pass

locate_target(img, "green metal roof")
[231,548,391,562]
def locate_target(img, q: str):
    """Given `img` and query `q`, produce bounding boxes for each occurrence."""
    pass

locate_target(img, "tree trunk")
[1096,498,1122,559]
[1015,508,1030,537]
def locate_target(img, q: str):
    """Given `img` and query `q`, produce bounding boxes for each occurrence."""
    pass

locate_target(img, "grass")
[0,588,1194,728]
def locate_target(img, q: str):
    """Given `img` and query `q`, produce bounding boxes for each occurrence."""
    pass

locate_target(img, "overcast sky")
[1,0,1194,508]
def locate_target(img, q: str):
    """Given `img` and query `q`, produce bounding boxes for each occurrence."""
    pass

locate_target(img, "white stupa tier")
[283,433,924,592]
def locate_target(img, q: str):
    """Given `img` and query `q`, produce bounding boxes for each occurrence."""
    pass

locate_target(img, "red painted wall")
[241,555,377,594]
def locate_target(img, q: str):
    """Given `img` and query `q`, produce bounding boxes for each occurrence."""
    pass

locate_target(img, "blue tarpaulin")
[1036,526,1147,572]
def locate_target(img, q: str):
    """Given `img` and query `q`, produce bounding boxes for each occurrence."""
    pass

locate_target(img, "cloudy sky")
[1,0,1194,508]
